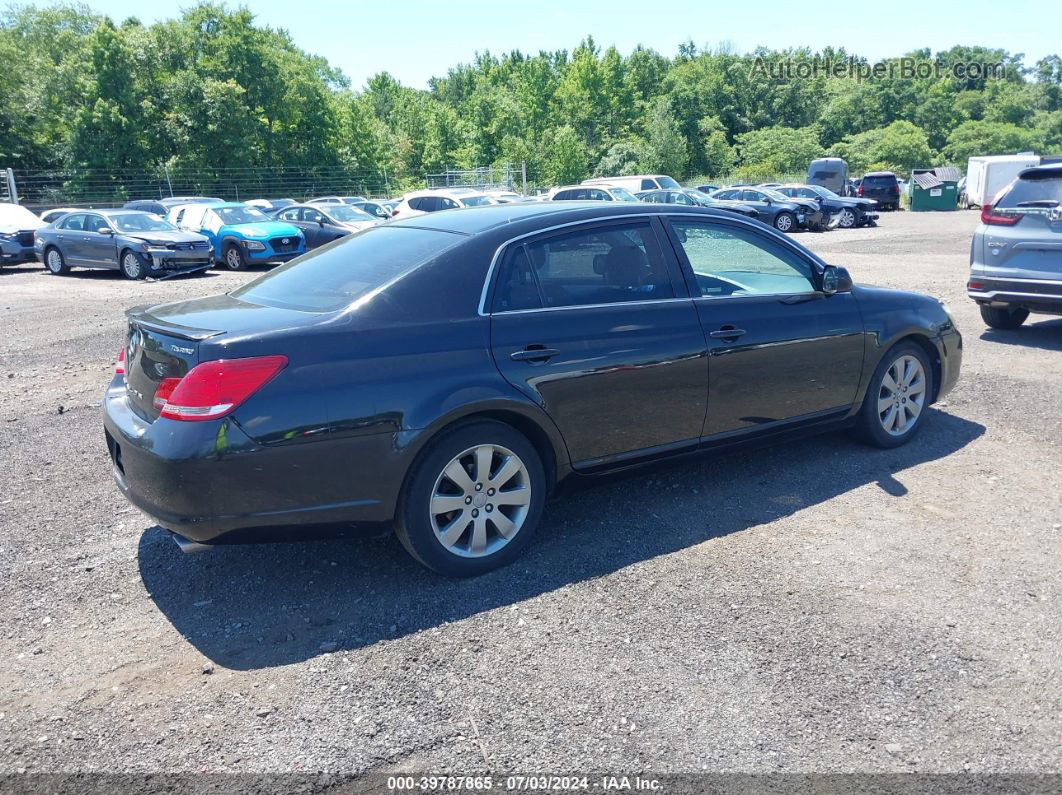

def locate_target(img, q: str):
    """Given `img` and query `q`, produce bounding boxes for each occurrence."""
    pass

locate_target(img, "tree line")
[2,2,1061,194]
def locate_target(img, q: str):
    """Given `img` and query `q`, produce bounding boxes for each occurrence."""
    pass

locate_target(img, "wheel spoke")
[490,511,517,538]
[908,377,926,397]
[431,494,467,515]
[438,511,471,548]
[900,358,913,386]
[494,487,531,507]
[474,446,494,484]
[906,399,923,419]
[882,372,899,393]
[881,405,898,432]
[469,515,488,554]
[877,394,894,413]
[490,455,521,488]
[443,459,475,494]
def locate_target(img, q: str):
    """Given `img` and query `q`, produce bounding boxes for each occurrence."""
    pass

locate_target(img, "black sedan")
[637,188,759,219]
[35,209,213,279]
[708,187,826,232]
[270,202,380,250]
[103,202,962,576]
[777,184,879,229]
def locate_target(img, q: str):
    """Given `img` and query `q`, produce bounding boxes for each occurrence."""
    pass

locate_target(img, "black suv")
[859,172,901,211]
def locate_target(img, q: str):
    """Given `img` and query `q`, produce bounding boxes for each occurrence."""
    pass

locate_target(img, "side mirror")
[318,219,325,226]
[821,265,853,295]
[98,227,113,235]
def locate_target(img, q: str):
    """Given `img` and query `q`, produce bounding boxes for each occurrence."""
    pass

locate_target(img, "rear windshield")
[996,175,1062,208]
[862,175,897,185]
[609,187,639,202]
[460,195,493,207]
[657,176,680,189]
[231,226,464,312]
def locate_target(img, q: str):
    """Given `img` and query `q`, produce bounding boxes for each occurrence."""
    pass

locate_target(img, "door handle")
[709,327,747,340]
[510,346,559,362]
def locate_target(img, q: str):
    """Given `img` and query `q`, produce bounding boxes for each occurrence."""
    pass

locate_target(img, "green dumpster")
[909,167,959,211]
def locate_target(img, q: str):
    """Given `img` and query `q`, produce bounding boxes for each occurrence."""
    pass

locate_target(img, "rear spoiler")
[126,304,224,341]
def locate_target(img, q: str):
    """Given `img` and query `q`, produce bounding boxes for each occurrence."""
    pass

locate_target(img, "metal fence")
[424,164,522,192]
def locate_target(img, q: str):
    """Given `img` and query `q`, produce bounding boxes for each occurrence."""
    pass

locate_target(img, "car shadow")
[138,410,985,671]
[981,318,1062,352]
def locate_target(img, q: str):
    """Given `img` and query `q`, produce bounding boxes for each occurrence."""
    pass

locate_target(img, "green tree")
[943,120,1042,163]
[698,115,735,177]
[830,121,935,175]
[640,96,687,176]
[542,125,587,185]
[735,125,823,174]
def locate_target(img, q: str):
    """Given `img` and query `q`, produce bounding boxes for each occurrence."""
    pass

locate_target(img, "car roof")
[862,171,897,177]
[1018,164,1062,179]
[97,209,157,217]
[387,200,748,236]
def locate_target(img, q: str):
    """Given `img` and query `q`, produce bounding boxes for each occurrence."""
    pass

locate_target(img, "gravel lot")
[1,209,1060,782]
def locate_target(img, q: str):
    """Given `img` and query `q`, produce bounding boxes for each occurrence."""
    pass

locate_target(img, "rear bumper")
[967,276,1062,314]
[102,378,400,542]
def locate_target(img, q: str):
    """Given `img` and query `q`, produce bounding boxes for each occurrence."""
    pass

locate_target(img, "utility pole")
[5,169,18,204]
[163,164,174,198]
[521,161,527,195]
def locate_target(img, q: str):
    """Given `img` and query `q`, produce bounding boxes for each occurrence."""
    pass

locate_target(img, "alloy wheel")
[429,444,532,558]
[839,209,856,228]
[226,247,243,270]
[775,214,793,232]
[46,249,63,273]
[122,252,142,279]
[877,354,926,436]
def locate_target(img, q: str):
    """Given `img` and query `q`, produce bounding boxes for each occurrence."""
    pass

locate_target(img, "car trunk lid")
[124,311,215,421]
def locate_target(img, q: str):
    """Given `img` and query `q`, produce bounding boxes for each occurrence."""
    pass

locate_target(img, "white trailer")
[963,154,1040,208]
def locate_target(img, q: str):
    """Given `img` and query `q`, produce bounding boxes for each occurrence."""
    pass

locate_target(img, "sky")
[70,0,1059,90]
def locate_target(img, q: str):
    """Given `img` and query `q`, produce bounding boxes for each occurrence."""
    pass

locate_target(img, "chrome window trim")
[973,275,1062,286]
[477,210,812,316]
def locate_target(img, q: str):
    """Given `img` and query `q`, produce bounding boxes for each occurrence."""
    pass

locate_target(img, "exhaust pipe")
[170,531,214,554]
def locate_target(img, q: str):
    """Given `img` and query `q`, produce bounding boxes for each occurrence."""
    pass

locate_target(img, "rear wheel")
[395,420,546,577]
[223,243,247,271]
[773,212,795,233]
[44,247,69,275]
[980,305,1028,329]
[856,342,933,449]
[121,250,146,280]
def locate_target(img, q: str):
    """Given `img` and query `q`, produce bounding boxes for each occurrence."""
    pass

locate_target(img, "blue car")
[167,201,305,270]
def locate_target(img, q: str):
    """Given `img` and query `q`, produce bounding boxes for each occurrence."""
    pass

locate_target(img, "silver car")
[968,164,1062,328]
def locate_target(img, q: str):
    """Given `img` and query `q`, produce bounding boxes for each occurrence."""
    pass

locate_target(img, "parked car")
[346,200,393,220]
[707,187,824,232]
[34,209,212,279]
[549,184,639,202]
[968,164,1062,329]
[271,202,380,250]
[0,203,45,265]
[583,175,681,192]
[858,172,901,211]
[487,191,535,204]
[246,198,297,212]
[807,157,850,196]
[167,202,304,271]
[103,202,961,576]
[776,184,879,228]
[39,207,80,225]
[124,197,222,216]
[307,195,367,205]
[637,188,759,219]
[390,189,496,219]
[693,184,720,194]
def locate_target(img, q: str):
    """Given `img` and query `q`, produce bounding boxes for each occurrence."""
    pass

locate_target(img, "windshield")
[460,195,494,207]
[657,176,681,189]
[609,187,639,202]
[996,174,1062,208]
[325,204,377,222]
[687,189,714,204]
[232,227,463,312]
[111,213,176,232]
[806,185,838,199]
[215,206,269,225]
[762,188,791,202]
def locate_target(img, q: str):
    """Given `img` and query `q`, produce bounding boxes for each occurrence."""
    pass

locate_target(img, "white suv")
[582,175,681,193]
[391,189,496,219]
[548,184,639,202]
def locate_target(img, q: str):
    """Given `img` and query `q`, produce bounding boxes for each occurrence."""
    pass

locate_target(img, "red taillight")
[155,356,287,421]
[115,347,125,375]
[893,184,900,194]
[857,185,864,197]
[980,204,1020,226]
[968,280,983,290]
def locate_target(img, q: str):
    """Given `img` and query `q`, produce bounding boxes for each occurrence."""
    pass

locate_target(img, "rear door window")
[640,179,656,190]
[521,222,674,308]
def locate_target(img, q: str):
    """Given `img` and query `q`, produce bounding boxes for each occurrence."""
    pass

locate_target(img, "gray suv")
[968,164,1062,329]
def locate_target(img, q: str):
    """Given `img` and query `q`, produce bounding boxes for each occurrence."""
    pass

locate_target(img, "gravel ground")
[1,210,1060,782]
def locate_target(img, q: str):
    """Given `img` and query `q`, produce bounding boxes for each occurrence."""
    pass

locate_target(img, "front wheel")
[121,250,146,280]
[773,212,795,233]
[838,208,857,228]
[856,342,934,449]
[222,244,247,271]
[980,305,1028,330]
[395,421,546,577]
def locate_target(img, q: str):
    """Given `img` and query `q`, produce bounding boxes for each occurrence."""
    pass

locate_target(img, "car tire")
[223,243,247,271]
[838,208,857,228]
[44,246,69,275]
[395,420,546,577]
[980,305,1028,329]
[856,341,934,449]
[773,212,795,233]
[120,250,146,280]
